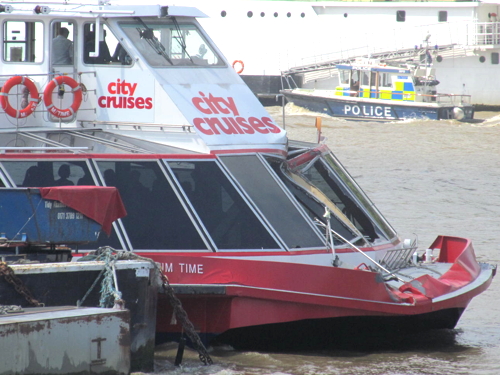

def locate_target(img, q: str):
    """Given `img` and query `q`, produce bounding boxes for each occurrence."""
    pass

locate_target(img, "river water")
[141,107,500,375]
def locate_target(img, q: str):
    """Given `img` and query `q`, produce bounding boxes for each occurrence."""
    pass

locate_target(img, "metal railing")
[380,247,416,271]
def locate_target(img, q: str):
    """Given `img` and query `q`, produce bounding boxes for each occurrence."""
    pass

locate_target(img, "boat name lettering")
[192,92,239,116]
[344,105,392,118]
[191,92,281,136]
[56,212,84,220]
[98,79,153,110]
[107,79,137,96]
[45,201,67,209]
[160,262,204,274]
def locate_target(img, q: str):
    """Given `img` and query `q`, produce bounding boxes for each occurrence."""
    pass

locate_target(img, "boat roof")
[0,0,207,18]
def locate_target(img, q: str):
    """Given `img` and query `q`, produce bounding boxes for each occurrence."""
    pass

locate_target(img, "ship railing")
[469,22,500,46]
[86,121,195,132]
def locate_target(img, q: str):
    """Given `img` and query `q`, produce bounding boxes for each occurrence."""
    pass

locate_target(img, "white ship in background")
[188,0,500,108]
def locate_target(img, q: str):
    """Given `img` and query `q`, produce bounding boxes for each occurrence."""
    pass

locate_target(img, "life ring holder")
[232,60,244,74]
[0,76,40,119]
[43,75,83,118]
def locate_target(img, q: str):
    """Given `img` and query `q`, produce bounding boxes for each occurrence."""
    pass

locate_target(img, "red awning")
[39,186,127,235]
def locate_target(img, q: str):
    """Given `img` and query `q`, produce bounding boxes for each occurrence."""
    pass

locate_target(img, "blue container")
[0,188,101,244]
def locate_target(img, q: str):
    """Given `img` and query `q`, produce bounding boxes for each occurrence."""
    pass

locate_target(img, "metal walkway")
[282,44,460,76]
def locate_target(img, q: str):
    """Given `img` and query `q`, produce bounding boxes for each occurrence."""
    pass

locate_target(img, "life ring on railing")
[0,76,39,119]
[43,76,82,118]
[232,60,244,74]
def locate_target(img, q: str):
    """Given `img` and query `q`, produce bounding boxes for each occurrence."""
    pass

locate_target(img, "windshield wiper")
[134,17,173,65]
[170,16,194,64]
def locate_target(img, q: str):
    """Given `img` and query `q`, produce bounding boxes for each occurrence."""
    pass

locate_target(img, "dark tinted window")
[438,11,447,22]
[396,10,406,22]
[492,52,499,64]
[2,160,94,187]
[97,160,207,250]
[168,160,279,250]
[220,155,324,249]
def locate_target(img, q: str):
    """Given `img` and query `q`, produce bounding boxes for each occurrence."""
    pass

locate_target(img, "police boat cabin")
[281,58,474,121]
[0,1,494,350]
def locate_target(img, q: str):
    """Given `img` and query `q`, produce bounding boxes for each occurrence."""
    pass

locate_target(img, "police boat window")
[118,18,224,67]
[93,160,207,251]
[339,69,349,85]
[1,161,94,188]
[360,70,370,86]
[83,23,131,65]
[167,160,280,250]
[3,21,43,63]
[380,72,392,88]
[220,155,325,250]
[51,22,74,65]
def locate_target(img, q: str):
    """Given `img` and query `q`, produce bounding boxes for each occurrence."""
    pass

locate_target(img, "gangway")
[283,44,459,76]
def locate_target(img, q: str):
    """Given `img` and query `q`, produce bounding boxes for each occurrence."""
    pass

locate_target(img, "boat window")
[438,11,447,23]
[83,22,132,65]
[51,22,74,65]
[3,21,43,63]
[118,17,224,67]
[167,160,280,250]
[320,154,397,240]
[396,10,406,22]
[97,161,207,250]
[1,161,94,187]
[360,70,370,86]
[220,155,324,250]
[380,72,392,88]
[339,69,349,85]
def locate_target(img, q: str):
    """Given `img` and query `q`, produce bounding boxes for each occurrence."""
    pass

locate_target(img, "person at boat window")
[78,170,94,186]
[22,166,43,187]
[112,43,132,65]
[84,31,112,64]
[52,27,73,65]
[103,169,117,187]
[54,164,75,186]
[350,80,359,97]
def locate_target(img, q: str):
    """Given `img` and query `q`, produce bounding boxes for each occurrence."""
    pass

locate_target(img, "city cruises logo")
[98,79,153,109]
[192,92,281,135]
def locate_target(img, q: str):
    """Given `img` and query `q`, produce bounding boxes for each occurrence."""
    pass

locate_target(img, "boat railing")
[87,121,195,132]
[344,88,471,106]
[380,247,416,271]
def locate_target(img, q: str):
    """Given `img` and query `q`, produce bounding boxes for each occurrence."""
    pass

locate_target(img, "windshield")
[118,17,224,67]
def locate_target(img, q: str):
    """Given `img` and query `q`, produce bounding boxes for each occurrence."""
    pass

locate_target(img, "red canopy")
[39,186,127,235]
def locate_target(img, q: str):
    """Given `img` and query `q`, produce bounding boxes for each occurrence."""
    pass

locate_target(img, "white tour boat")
[0,0,495,351]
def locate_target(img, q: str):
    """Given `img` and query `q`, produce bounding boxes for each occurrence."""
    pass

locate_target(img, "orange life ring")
[43,76,82,118]
[0,76,39,118]
[232,60,244,74]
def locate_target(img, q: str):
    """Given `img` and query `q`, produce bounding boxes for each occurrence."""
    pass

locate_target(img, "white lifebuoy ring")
[0,76,39,118]
[43,76,82,118]
[232,60,244,74]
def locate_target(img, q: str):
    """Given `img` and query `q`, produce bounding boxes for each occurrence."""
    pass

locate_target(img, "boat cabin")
[335,58,439,103]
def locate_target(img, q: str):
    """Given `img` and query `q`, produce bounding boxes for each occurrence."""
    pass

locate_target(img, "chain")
[0,262,42,307]
[160,273,213,365]
[78,248,213,366]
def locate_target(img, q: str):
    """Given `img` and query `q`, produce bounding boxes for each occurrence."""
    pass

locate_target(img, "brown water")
[144,108,500,375]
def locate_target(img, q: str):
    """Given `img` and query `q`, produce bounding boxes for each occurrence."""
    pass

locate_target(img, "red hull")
[143,235,495,348]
